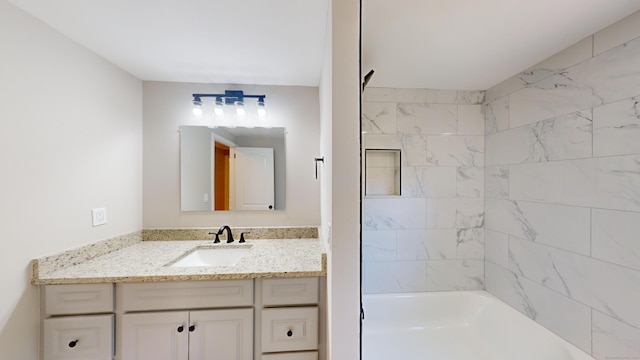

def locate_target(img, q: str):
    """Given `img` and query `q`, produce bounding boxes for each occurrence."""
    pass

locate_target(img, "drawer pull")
[287,329,293,337]
[68,340,79,348]
[177,326,184,333]
[189,325,196,332]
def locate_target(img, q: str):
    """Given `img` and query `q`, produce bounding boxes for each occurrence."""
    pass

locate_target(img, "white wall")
[143,81,320,228]
[318,1,334,355]
[0,1,143,358]
[484,11,640,359]
[319,4,333,249]
[320,0,361,358]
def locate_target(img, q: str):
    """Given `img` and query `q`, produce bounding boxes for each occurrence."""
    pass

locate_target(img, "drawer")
[43,314,113,360]
[262,307,318,353]
[44,284,113,316]
[120,279,253,312]
[262,352,318,360]
[262,277,318,306]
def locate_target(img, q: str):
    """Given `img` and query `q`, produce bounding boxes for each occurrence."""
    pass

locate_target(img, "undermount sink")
[168,245,252,267]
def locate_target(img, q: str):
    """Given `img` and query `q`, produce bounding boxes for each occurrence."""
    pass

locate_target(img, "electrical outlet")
[92,208,107,226]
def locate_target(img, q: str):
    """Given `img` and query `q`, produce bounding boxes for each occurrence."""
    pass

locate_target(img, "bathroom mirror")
[180,125,286,212]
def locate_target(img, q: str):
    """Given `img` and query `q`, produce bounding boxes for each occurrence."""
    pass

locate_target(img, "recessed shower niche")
[364,149,401,196]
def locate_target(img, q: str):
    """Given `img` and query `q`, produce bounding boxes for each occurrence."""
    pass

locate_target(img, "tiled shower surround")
[362,88,486,293]
[484,12,640,359]
[363,10,640,359]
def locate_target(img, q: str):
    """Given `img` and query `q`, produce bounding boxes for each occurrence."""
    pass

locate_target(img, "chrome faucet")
[216,225,234,244]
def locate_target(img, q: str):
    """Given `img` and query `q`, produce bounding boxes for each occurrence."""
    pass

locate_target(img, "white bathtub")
[362,291,595,360]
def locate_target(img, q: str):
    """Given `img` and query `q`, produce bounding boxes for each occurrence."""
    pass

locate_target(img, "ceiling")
[9,0,330,87]
[364,0,640,89]
[9,0,640,90]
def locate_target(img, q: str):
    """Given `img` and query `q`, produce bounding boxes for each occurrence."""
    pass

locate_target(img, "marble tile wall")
[484,10,640,360]
[362,88,485,294]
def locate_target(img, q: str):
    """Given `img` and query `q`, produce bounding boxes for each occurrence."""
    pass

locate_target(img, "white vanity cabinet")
[41,277,325,360]
[118,280,254,360]
[41,284,114,360]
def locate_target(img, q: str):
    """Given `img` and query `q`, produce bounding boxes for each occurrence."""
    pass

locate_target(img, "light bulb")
[192,98,203,117]
[257,98,266,119]
[214,98,224,118]
[235,101,246,118]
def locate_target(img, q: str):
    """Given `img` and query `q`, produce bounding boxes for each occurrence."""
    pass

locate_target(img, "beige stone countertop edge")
[32,269,327,285]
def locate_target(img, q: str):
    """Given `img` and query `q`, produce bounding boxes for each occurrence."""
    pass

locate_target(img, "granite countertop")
[32,237,326,285]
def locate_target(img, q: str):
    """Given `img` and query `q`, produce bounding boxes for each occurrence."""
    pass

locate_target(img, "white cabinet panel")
[120,280,253,311]
[262,307,318,353]
[43,314,113,360]
[45,284,113,316]
[189,308,253,360]
[121,311,189,360]
[262,278,318,306]
[262,352,318,360]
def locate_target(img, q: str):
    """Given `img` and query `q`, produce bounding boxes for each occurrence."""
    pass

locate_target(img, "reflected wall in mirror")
[180,125,286,212]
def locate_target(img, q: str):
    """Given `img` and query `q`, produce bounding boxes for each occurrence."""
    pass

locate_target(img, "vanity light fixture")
[191,90,266,120]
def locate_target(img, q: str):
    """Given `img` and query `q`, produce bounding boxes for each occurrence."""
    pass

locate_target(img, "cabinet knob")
[68,340,78,348]
[177,326,184,333]
[189,325,196,332]
[287,329,293,337]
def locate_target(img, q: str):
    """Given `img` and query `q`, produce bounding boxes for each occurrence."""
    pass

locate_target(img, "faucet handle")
[239,232,250,243]
[208,232,221,243]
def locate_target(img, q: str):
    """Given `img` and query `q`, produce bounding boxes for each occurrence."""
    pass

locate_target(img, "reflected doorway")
[214,141,231,210]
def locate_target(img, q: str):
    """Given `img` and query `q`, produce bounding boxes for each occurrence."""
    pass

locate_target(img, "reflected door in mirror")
[234,147,275,210]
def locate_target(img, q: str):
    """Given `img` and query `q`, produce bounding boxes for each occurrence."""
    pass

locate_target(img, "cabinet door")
[43,314,113,360]
[262,307,318,353]
[121,311,189,360]
[188,308,253,360]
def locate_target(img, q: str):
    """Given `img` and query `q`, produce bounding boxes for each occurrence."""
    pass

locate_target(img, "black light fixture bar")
[192,90,265,105]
